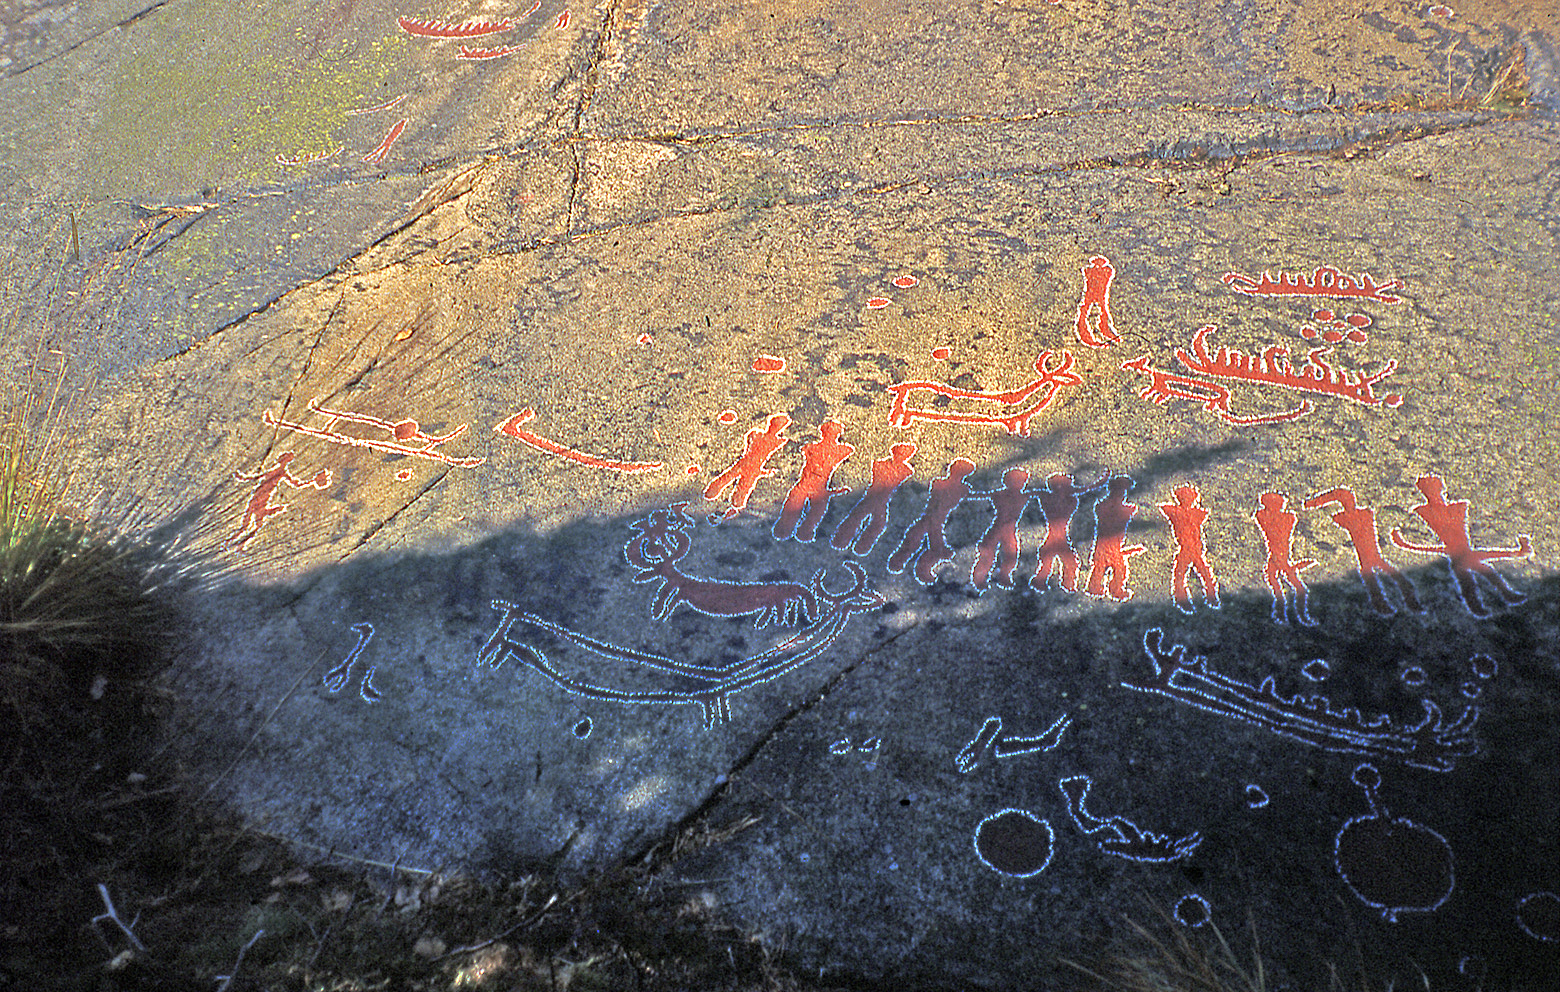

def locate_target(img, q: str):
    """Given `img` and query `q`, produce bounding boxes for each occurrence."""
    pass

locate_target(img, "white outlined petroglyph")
[1462,654,1497,699]
[322,623,380,703]
[1058,774,1202,863]
[625,503,848,627]
[955,714,1071,773]
[1174,894,1212,928]
[1121,629,1481,772]
[829,736,883,769]
[1517,892,1560,943]
[972,808,1055,877]
[477,566,881,730]
[1334,764,1454,921]
[264,398,487,467]
[1245,784,1270,809]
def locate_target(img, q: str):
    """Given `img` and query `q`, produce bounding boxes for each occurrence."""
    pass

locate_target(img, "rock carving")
[1334,763,1454,921]
[886,350,1082,436]
[1058,774,1202,863]
[264,397,485,467]
[1222,266,1405,304]
[495,408,664,473]
[1121,629,1482,773]
[1388,474,1531,617]
[477,564,881,729]
[626,503,843,627]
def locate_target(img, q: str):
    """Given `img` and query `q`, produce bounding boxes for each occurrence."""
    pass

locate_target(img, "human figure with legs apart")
[1254,492,1317,626]
[1160,485,1220,613]
[889,459,976,585]
[832,443,917,556]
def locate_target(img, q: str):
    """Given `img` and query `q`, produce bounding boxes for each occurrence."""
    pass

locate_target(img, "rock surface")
[3,0,1558,988]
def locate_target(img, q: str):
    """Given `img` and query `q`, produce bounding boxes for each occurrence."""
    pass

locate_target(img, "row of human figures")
[697,416,1532,622]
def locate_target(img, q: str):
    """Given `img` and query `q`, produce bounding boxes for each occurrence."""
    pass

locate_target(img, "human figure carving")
[1074,256,1120,348]
[231,452,331,550]
[774,421,854,543]
[831,442,917,556]
[1030,472,1106,593]
[1160,485,1220,612]
[1085,475,1144,602]
[1254,492,1317,626]
[970,468,1033,591]
[1390,475,1531,617]
[702,413,790,523]
[1303,487,1421,616]
[888,458,976,585]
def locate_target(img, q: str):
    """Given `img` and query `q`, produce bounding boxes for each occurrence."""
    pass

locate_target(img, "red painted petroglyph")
[1389,475,1532,617]
[1303,487,1422,616]
[1428,5,1454,18]
[637,333,653,345]
[1178,325,1401,407]
[1335,764,1454,920]
[458,44,522,59]
[686,463,701,475]
[1085,475,1144,602]
[831,442,916,556]
[931,347,951,360]
[751,354,786,373]
[625,503,869,628]
[266,400,485,466]
[893,275,919,289]
[1031,472,1106,593]
[522,0,543,14]
[348,93,407,115]
[970,468,1031,591]
[703,413,790,522]
[231,452,331,550]
[1121,354,1310,426]
[865,297,892,309]
[888,458,975,585]
[397,16,513,38]
[495,409,664,473]
[1254,492,1317,626]
[717,410,738,424]
[1074,256,1120,348]
[362,118,407,164]
[887,350,1081,436]
[1161,485,1220,613]
[1301,309,1370,344]
[555,9,570,29]
[1124,324,1401,424]
[774,422,854,543]
[395,468,414,481]
[276,146,343,166]
[1222,265,1405,304]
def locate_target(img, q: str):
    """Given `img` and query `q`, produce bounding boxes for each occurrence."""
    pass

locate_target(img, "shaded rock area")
[3,0,1558,988]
